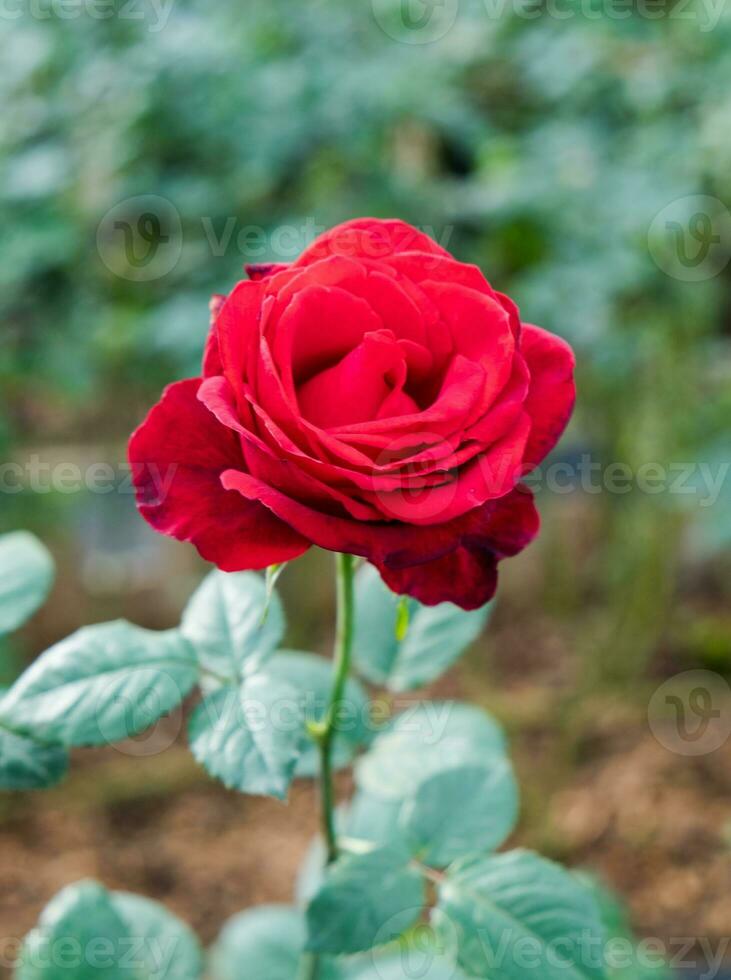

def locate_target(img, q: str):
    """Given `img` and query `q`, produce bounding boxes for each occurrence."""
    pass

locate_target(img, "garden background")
[1,0,730,974]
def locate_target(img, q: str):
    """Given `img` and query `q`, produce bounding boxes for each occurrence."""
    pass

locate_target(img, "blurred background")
[1,0,730,973]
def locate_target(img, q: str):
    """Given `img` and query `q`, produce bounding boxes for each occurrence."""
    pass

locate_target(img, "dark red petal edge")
[128,378,309,570]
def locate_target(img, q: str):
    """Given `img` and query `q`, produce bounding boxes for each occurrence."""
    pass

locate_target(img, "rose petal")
[521,323,576,469]
[198,375,442,495]
[420,281,514,397]
[375,486,540,608]
[273,283,384,384]
[297,330,414,428]
[370,412,531,525]
[295,218,452,267]
[378,549,498,610]
[202,294,225,377]
[330,355,486,443]
[220,470,537,575]
[215,279,265,405]
[245,262,289,281]
[129,379,309,569]
[220,469,458,567]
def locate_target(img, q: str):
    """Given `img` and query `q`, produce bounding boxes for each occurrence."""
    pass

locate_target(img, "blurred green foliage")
[2,0,730,677]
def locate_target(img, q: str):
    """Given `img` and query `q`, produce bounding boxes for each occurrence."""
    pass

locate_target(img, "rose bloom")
[129,219,574,609]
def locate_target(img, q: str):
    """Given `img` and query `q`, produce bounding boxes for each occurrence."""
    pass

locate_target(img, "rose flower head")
[129,218,575,609]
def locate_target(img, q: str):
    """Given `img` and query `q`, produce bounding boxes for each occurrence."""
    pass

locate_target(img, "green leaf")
[0,622,197,747]
[208,905,341,980]
[346,791,405,847]
[264,563,287,622]
[0,532,54,636]
[14,880,129,979]
[188,674,303,799]
[355,702,507,802]
[578,875,672,980]
[435,850,607,980]
[351,708,517,865]
[15,880,203,980]
[306,843,425,955]
[346,951,466,979]
[111,891,203,980]
[352,564,490,691]
[260,650,371,777]
[0,727,68,790]
[181,570,284,681]
[295,798,405,905]
[394,597,410,642]
[400,761,519,867]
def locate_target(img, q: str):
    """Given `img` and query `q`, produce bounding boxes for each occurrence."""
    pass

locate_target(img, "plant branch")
[300,552,356,980]
[317,551,355,863]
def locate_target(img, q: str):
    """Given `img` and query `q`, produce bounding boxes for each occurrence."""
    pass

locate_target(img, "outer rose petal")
[378,549,498,610]
[129,379,309,570]
[521,324,576,469]
[295,218,452,266]
[375,487,540,608]
[220,469,539,609]
[245,262,289,281]
[202,294,225,377]
[215,279,265,403]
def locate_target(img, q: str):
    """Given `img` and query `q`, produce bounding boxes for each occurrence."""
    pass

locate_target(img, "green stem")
[318,551,355,863]
[298,952,320,980]
[300,552,356,980]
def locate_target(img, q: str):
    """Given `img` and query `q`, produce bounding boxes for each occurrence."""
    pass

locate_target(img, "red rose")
[129,218,574,609]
